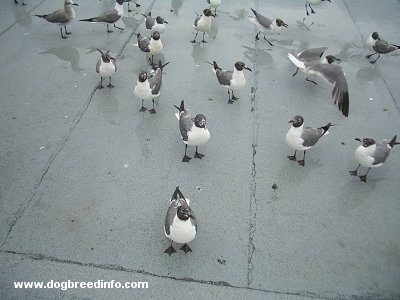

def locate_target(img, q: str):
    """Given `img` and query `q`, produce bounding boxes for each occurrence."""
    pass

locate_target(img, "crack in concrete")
[0,1,155,247]
[1,249,356,300]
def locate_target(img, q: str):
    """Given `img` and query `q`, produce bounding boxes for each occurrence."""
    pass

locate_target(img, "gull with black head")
[288,50,349,117]
[192,8,214,43]
[349,135,399,182]
[174,100,210,162]
[248,8,288,46]
[286,115,332,166]
[96,49,117,89]
[366,32,400,64]
[141,12,168,33]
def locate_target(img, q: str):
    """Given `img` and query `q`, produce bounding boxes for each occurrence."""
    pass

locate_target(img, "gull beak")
[354,138,362,142]
[288,120,294,124]
[164,20,168,24]
[96,48,103,54]
[73,3,79,6]
[283,22,288,28]
[245,66,252,72]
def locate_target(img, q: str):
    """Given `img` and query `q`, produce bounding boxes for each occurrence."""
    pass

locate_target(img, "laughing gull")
[305,0,331,16]
[79,0,129,33]
[35,0,78,39]
[248,8,288,46]
[349,135,399,182]
[164,187,197,255]
[207,0,221,16]
[366,32,400,64]
[286,115,332,166]
[136,31,163,67]
[210,60,252,104]
[290,47,329,77]
[141,12,168,33]
[96,49,117,89]
[134,60,169,114]
[174,100,210,162]
[288,51,349,117]
[192,8,214,43]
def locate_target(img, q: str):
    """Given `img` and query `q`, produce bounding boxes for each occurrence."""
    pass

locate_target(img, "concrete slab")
[0,0,399,299]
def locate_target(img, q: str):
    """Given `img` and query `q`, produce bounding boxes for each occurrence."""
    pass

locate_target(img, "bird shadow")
[170,0,184,15]
[242,45,273,65]
[39,46,84,72]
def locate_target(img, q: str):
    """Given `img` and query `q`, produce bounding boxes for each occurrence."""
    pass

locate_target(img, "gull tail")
[79,18,97,23]
[173,100,185,120]
[389,135,399,148]
[391,44,400,49]
[35,14,49,18]
[320,123,332,136]
[158,60,170,70]
[287,53,305,69]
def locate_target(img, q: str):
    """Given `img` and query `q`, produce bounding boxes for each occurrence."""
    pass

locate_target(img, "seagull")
[288,51,349,117]
[174,100,210,162]
[248,8,288,46]
[305,0,331,16]
[141,12,168,33]
[349,135,399,182]
[96,49,117,89]
[366,32,400,64]
[209,60,252,104]
[164,187,197,255]
[79,0,129,33]
[289,47,329,77]
[134,60,169,114]
[207,0,221,16]
[35,0,78,39]
[192,8,214,43]
[136,31,163,67]
[286,115,332,166]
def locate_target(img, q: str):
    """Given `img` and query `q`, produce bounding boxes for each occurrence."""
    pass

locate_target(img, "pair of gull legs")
[98,77,114,89]
[182,145,204,162]
[349,165,370,182]
[139,99,156,114]
[164,243,192,255]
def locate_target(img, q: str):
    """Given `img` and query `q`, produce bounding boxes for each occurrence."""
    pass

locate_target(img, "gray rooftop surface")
[0,0,400,299]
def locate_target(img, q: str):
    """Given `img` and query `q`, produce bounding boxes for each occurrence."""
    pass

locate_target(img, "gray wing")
[216,69,233,86]
[372,142,390,165]
[194,15,201,27]
[96,59,101,73]
[309,63,349,117]
[373,39,397,54]
[148,69,162,95]
[145,16,155,30]
[93,8,120,23]
[179,116,193,142]
[111,58,117,72]
[138,37,150,52]
[298,47,328,62]
[164,203,177,236]
[301,126,324,147]
[44,9,68,23]
[254,11,272,28]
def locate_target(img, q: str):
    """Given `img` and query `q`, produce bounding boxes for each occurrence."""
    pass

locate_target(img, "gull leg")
[255,31,261,40]
[107,24,113,33]
[305,3,309,16]
[292,67,299,77]
[228,90,234,104]
[114,24,124,30]
[148,99,156,114]
[64,26,71,35]
[349,164,360,176]
[194,146,204,159]
[263,35,274,46]
[180,244,192,253]
[369,54,381,64]
[201,32,207,43]
[164,243,176,255]
[60,27,67,39]
[182,144,191,162]
[139,99,147,112]
[309,4,315,14]
[231,91,239,101]
[305,77,318,85]
[359,168,371,182]
[191,31,199,43]
[288,150,297,161]
[107,77,114,88]
[298,151,306,166]
[98,77,104,89]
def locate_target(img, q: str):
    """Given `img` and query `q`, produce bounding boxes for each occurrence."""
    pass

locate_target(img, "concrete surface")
[0,0,399,299]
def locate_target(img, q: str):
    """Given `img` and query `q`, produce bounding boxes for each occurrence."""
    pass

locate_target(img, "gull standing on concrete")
[134,60,169,114]
[349,135,399,182]
[79,0,129,33]
[191,8,214,43]
[174,100,210,162]
[286,115,332,166]
[209,60,252,104]
[35,0,78,39]
[96,49,117,89]
[305,0,331,16]
[164,187,197,255]
[136,31,163,67]
[141,12,168,33]
[288,51,349,117]
[207,0,221,16]
[366,32,400,64]
[248,8,288,46]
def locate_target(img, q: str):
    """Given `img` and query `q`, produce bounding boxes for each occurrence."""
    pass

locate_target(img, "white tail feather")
[288,53,305,69]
